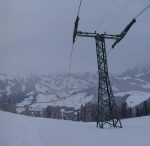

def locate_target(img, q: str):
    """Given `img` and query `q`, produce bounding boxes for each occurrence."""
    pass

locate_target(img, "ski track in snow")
[0,111,150,146]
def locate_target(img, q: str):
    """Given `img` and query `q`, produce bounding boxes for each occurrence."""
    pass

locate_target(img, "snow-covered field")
[0,111,149,146]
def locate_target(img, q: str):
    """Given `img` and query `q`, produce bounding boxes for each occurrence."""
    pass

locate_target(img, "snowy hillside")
[116,91,150,107]
[0,111,150,146]
[0,65,150,113]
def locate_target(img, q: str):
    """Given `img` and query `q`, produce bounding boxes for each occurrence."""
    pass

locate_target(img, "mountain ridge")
[0,65,150,113]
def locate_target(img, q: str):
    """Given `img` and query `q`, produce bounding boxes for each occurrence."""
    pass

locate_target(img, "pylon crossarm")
[76,31,120,40]
[76,31,97,38]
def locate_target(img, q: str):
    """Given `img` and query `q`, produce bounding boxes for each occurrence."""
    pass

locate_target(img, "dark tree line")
[118,100,150,119]
[77,103,97,122]
[120,102,133,119]
[77,100,150,122]
[43,105,78,121]
[43,105,62,119]
[21,99,150,121]
[0,98,16,113]
[135,100,150,117]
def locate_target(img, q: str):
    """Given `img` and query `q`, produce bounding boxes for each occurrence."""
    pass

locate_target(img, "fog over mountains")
[0,65,150,113]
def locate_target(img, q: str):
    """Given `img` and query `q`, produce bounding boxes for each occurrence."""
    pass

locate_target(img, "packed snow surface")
[0,111,150,146]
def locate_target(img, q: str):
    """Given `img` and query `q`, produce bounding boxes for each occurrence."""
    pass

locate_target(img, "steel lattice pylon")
[95,35,122,128]
[73,15,136,128]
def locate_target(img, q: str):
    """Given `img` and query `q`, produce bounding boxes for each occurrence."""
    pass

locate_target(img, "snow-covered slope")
[115,91,150,107]
[0,111,150,146]
[15,73,97,112]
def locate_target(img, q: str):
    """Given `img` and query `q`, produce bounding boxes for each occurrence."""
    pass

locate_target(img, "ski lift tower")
[73,15,136,128]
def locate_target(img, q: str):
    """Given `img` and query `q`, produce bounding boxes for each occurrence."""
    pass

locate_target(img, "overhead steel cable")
[105,0,133,33]
[96,0,117,32]
[135,4,150,19]
[66,44,74,92]
[77,0,83,16]
[66,0,83,92]
[106,3,150,55]
[107,47,112,57]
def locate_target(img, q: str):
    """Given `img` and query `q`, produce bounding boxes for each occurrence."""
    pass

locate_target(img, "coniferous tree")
[135,107,140,117]
[121,102,128,119]
[80,104,86,122]
[1,98,16,113]
[149,102,150,115]
[53,106,62,119]
[76,111,80,121]
[25,105,32,116]
[46,105,53,118]
[143,101,149,116]
[128,107,133,118]
[44,105,62,119]
[86,103,97,122]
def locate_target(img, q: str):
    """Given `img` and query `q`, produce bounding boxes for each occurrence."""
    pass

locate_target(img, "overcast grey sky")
[0,0,150,75]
